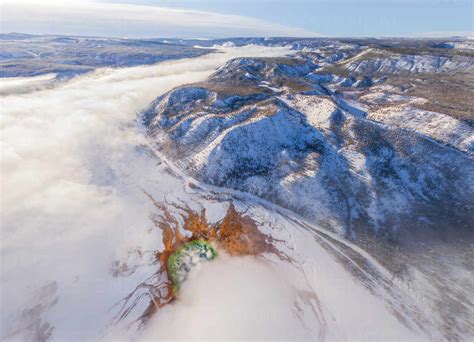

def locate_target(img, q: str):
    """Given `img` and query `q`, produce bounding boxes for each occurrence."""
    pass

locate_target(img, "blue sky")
[2,0,473,38]
[105,0,474,36]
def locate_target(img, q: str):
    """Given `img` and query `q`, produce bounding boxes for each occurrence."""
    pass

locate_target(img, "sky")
[0,0,473,38]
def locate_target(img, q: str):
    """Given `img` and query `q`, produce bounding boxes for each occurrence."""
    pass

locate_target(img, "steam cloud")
[141,254,311,340]
[0,46,294,340]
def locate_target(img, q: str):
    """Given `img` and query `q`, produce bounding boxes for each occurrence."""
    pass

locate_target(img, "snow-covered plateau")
[1,37,473,341]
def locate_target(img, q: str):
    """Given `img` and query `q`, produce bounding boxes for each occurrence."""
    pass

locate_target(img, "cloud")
[0,73,57,95]
[0,45,295,339]
[0,0,319,38]
[141,254,311,340]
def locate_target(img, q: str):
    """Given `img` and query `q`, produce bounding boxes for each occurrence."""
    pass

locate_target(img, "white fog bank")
[0,46,292,340]
[141,255,312,341]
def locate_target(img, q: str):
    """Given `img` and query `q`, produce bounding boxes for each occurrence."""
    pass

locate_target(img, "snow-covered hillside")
[0,33,211,78]
[341,49,474,75]
[145,56,474,237]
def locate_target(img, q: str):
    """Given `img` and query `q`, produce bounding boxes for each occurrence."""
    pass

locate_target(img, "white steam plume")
[141,255,312,340]
[0,45,293,340]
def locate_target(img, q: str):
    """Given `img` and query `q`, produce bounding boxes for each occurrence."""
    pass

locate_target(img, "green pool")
[167,239,217,292]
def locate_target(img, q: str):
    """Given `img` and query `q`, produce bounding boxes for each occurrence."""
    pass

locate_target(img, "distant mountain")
[0,33,212,78]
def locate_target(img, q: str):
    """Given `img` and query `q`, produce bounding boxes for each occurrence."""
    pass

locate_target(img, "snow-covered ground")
[368,105,474,153]
[343,49,474,74]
